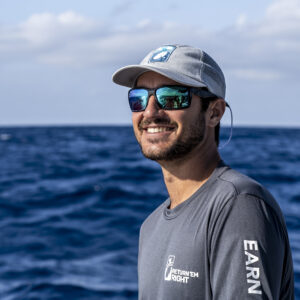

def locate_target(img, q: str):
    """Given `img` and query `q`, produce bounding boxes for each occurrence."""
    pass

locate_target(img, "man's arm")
[209,194,294,299]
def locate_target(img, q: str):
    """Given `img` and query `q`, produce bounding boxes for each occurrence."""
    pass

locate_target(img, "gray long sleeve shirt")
[138,162,294,299]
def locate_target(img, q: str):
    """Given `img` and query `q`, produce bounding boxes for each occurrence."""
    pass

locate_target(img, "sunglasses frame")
[128,85,218,112]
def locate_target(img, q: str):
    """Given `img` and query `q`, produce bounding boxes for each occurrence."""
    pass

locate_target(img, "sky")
[1,0,300,127]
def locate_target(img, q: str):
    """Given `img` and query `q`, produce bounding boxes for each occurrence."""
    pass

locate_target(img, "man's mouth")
[145,127,175,133]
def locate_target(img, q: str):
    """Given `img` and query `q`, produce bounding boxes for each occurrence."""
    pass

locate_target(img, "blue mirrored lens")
[128,89,148,112]
[156,86,190,109]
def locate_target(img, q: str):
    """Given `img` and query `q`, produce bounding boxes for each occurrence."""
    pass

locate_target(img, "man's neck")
[159,145,221,209]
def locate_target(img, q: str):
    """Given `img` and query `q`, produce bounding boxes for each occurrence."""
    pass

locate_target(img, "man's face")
[132,71,207,162]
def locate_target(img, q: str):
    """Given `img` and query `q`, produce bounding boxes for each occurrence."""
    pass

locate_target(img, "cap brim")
[112,65,207,88]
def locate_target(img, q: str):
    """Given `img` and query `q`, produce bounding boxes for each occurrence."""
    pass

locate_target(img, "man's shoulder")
[217,167,269,198]
[215,166,283,218]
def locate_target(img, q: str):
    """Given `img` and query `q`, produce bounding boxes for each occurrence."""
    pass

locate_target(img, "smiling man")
[112,45,294,299]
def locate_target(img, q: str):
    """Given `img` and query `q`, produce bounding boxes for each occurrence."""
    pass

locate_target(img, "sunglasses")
[128,85,217,112]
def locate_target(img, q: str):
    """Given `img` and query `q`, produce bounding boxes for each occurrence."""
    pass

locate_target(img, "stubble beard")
[137,115,206,162]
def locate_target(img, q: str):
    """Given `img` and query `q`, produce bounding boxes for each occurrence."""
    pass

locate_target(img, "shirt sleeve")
[209,193,294,299]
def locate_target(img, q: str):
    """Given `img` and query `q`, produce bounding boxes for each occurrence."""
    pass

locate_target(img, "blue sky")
[1,0,299,126]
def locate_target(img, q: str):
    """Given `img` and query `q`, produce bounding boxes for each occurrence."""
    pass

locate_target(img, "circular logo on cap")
[149,45,176,63]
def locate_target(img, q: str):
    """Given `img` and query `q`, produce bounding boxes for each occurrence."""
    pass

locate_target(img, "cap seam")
[199,50,204,83]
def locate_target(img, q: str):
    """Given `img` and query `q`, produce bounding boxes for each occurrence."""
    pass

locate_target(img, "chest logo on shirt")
[164,255,199,284]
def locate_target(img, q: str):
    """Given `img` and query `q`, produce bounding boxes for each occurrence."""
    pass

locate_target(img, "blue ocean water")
[0,126,299,300]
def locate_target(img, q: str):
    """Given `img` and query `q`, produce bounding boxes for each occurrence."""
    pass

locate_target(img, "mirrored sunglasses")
[128,85,217,112]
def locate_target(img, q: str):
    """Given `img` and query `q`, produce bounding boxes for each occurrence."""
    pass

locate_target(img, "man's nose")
[143,95,161,118]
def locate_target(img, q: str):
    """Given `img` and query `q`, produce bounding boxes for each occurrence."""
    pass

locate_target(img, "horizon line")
[0,123,300,129]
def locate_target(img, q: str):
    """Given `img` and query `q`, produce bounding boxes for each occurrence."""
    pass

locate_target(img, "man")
[112,45,294,299]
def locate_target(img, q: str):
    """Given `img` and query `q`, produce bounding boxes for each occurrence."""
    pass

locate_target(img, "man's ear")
[207,99,226,127]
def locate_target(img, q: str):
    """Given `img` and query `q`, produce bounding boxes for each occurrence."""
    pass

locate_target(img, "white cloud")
[252,0,300,38]
[20,11,96,46]
[137,19,151,29]
[266,0,300,20]
[236,13,247,28]
[0,0,300,81]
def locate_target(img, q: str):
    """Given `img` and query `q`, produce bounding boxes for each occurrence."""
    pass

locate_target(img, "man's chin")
[139,136,203,162]
[141,151,174,162]
[140,144,187,162]
[140,145,169,161]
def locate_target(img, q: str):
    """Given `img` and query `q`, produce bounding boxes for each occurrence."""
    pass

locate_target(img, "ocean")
[0,126,299,299]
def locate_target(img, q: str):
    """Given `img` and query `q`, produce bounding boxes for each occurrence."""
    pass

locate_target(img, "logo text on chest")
[164,255,199,284]
[244,240,262,295]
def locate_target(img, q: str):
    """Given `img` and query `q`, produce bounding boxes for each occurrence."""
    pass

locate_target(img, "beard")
[137,114,206,162]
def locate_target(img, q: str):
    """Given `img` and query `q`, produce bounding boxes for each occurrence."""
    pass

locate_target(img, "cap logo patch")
[149,45,176,63]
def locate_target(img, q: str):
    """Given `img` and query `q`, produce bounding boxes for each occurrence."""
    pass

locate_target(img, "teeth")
[147,127,171,133]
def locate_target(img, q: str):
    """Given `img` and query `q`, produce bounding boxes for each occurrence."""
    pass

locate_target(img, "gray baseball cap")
[112,44,226,99]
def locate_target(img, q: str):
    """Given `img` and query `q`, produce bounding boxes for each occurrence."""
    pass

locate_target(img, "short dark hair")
[201,97,220,147]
